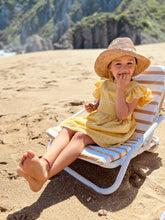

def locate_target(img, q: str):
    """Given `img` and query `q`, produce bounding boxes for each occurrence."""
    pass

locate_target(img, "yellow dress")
[62,79,152,147]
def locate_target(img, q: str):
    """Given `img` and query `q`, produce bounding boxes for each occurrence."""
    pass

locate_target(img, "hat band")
[110,46,136,53]
[116,47,136,53]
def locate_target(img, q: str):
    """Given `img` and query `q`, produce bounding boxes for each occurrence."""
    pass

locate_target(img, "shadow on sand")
[7,151,162,220]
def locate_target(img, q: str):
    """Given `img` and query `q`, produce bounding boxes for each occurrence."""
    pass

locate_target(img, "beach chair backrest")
[133,65,165,137]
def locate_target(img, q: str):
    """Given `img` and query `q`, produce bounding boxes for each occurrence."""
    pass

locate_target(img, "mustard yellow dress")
[62,79,152,147]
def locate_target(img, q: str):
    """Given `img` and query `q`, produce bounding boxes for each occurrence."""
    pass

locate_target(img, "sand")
[0,43,165,220]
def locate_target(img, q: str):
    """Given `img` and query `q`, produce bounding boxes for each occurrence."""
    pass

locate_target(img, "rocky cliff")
[0,0,164,53]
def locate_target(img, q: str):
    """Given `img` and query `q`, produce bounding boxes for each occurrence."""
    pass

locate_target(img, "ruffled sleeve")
[125,83,153,107]
[92,80,104,99]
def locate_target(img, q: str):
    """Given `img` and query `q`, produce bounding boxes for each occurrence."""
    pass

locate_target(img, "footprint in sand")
[0,161,7,165]
[7,172,19,180]
[39,80,58,89]
[81,71,92,76]
[0,206,8,212]
[0,139,5,144]
[16,87,35,92]
[71,77,89,81]
[65,101,85,107]
[2,87,15,90]
[128,167,146,188]
[45,80,57,84]
[0,162,18,179]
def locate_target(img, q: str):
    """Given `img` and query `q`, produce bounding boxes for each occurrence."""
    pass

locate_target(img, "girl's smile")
[109,55,136,82]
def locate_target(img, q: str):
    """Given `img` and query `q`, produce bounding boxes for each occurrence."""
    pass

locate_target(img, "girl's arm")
[116,74,139,120]
[85,99,100,113]
[116,88,139,120]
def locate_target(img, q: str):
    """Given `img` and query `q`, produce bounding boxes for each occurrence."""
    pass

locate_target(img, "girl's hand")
[117,73,131,90]
[85,103,96,113]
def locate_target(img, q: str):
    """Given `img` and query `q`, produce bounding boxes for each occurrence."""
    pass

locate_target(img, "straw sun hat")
[94,37,151,79]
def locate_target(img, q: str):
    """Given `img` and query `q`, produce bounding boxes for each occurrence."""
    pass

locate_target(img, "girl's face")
[109,55,136,82]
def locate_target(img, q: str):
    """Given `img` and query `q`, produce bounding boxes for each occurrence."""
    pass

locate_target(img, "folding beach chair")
[46,65,165,195]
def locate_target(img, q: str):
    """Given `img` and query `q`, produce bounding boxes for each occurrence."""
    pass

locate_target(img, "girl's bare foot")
[17,169,46,192]
[17,150,49,192]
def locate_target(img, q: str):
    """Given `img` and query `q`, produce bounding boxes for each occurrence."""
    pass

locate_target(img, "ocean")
[0,50,16,57]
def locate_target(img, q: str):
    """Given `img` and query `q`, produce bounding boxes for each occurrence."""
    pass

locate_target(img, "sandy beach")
[0,43,165,220]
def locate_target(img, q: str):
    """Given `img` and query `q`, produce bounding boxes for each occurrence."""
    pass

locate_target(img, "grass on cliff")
[3,0,55,44]
[73,0,165,41]
[115,0,165,37]
[2,0,165,45]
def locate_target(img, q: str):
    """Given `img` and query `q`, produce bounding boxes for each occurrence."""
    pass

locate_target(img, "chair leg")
[147,135,159,152]
[160,210,165,220]
[64,142,137,195]
[64,143,139,195]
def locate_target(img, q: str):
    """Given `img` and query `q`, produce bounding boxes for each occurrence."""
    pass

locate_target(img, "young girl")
[17,37,152,192]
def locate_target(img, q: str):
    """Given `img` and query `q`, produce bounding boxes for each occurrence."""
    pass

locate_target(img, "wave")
[0,50,16,57]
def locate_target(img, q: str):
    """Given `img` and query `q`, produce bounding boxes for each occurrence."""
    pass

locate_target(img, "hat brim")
[94,49,151,79]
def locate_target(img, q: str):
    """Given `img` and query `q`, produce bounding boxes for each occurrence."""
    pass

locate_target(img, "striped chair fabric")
[46,65,165,167]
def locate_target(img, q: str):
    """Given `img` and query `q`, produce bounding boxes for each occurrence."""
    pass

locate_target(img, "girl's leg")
[48,131,95,178]
[17,131,95,192]
[20,127,76,166]
[42,127,76,165]
[17,127,76,191]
